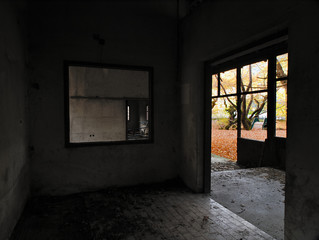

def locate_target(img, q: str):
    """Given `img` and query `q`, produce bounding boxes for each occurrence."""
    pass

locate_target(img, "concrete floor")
[211,161,285,240]
[10,180,275,240]
[211,154,241,172]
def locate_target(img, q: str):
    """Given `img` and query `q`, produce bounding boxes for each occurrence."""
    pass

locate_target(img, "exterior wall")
[180,0,319,239]
[0,2,29,240]
[28,0,180,195]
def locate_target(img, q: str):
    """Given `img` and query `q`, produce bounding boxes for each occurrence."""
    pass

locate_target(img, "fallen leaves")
[211,129,287,161]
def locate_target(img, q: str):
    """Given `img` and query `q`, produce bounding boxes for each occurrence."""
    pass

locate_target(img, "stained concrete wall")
[0,1,29,240]
[180,0,319,239]
[70,99,127,142]
[28,0,180,195]
[69,66,149,98]
[285,2,319,239]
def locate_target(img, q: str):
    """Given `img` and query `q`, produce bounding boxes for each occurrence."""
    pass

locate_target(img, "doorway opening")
[209,52,288,171]
[205,35,288,240]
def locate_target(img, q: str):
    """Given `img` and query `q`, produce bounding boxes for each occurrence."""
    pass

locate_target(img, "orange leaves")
[211,130,237,162]
[211,129,287,161]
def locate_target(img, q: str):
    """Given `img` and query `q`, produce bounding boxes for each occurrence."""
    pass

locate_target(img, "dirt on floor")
[211,167,285,240]
[211,160,242,172]
[10,180,186,240]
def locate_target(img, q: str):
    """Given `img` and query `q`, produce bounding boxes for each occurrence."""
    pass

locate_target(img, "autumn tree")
[214,61,268,130]
[212,54,288,131]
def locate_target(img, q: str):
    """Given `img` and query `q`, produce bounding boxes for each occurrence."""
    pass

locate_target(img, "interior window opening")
[126,100,150,140]
[65,62,152,146]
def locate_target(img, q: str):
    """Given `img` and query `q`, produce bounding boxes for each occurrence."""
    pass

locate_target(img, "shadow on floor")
[10,179,275,240]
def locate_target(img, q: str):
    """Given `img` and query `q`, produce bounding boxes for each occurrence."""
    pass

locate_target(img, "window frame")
[208,39,288,141]
[64,61,154,147]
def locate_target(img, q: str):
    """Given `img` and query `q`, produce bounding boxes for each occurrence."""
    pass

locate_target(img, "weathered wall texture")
[70,98,127,142]
[28,0,180,195]
[285,2,319,239]
[180,0,319,239]
[0,2,29,240]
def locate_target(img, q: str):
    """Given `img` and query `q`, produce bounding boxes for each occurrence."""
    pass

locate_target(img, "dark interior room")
[1,0,319,239]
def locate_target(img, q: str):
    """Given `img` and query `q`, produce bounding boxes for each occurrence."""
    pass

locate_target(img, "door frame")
[203,31,288,193]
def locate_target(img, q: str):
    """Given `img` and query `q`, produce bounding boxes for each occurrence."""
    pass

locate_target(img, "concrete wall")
[28,0,180,195]
[70,98,126,142]
[285,2,319,239]
[180,0,319,239]
[0,1,29,240]
[68,66,149,98]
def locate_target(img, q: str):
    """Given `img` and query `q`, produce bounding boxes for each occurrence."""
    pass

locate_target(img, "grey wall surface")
[28,0,180,195]
[70,99,126,142]
[180,0,319,239]
[0,2,29,240]
[69,66,149,98]
[285,2,319,239]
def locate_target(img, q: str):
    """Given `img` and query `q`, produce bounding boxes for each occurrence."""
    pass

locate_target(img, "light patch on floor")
[211,167,285,240]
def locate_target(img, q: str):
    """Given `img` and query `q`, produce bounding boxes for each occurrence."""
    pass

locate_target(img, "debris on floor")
[211,154,243,172]
[211,167,285,240]
[10,179,275,240]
